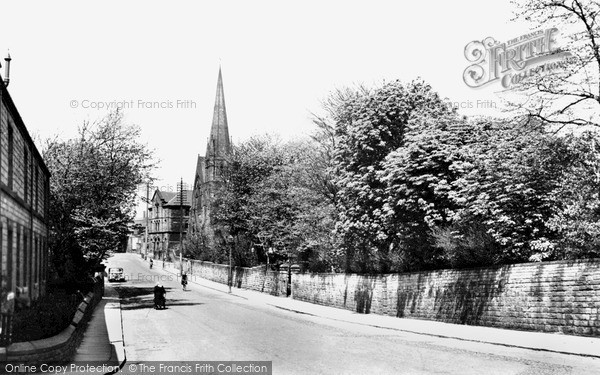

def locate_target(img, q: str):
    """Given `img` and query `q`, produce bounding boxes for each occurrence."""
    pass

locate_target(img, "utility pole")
[145,182,149,259]
[227,234,233,293]
[179,178,184,276]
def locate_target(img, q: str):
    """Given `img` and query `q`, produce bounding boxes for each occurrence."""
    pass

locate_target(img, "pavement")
[71,254,600,374]
[68,280,126,374]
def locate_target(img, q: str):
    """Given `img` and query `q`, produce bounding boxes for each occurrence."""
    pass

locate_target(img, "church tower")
[190,67,232,248]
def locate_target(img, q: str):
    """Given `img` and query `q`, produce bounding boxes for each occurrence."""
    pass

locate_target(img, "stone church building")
[189,68,232,249]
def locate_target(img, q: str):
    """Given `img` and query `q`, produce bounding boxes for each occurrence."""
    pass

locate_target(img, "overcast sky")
[1,0,537,213]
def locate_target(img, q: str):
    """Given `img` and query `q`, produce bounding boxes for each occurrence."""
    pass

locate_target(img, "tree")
[331,79,455,272]
[43,110,154,283]
[378,114,470,271]
[435,118,565,266]
[511,0,600,129]
[209,134,343,271]
[210,134,288,266]
[544,131,600,260]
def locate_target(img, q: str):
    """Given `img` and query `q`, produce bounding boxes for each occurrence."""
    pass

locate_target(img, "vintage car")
[108,267,125,282]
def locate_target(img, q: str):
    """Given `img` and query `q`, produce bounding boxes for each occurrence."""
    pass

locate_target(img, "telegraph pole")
[179,178,184,276]
[145,182,149,259]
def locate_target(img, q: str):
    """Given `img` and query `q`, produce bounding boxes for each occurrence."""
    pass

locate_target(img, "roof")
[160,191,177,202]
[164,190,193,207]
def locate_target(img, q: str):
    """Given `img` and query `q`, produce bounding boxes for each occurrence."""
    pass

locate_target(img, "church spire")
[206,66,231,158]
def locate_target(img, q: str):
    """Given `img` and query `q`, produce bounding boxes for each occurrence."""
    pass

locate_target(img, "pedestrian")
[181,272,188,291]
[154,283,166,309]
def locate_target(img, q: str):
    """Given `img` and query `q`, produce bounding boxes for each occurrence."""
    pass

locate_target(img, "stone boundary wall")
[1,277,104,363]
[168,258,288,296]
[291,259,600,336]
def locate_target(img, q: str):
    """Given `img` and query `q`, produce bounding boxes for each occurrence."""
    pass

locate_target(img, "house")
[148,188,192,260]
[0,58,50,344]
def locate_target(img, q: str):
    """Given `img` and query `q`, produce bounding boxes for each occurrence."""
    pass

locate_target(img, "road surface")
[106,253,600,374]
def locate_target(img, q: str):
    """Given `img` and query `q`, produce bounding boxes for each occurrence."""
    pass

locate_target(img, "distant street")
[107,253,600,375]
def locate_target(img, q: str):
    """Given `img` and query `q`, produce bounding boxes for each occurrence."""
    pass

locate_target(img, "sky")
[0,0,540,215]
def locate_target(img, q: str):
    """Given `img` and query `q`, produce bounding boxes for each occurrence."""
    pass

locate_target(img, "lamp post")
[226,234,234,293]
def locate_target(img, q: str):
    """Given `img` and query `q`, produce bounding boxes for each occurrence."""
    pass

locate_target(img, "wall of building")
[291,259,600,336]
[0,84,50,315]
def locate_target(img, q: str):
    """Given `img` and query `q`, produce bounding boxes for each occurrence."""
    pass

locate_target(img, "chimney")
[4,52,11,87]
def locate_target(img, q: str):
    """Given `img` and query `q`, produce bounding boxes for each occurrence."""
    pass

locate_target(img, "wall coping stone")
[5,278,103,362]
[9,325,75,356]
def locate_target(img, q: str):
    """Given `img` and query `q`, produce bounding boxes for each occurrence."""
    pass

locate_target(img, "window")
[43,176,48,217]
[23,148,28,203]
[35,167,39,211]
[23,233,28,289]
[16,227,20,287]
[8,125,13,189]
[34,237,38,290]
[7,225,13,291]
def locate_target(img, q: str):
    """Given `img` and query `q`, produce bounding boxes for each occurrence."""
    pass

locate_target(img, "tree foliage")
[326,79,600,272]
[44,110,154,283]
[331,79,456,272]
[208,134,342,271]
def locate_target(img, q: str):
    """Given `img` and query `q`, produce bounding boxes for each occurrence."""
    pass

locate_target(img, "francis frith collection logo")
[463,28,571,89]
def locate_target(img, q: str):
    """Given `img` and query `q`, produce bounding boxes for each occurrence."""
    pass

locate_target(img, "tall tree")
[331,79,455,273]
[436,118,566,267]
[545,131,600,260]
[44,110,155,283]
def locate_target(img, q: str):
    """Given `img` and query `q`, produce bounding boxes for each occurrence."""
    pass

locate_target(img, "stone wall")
[170,258,288,296]
[291,259,600,336]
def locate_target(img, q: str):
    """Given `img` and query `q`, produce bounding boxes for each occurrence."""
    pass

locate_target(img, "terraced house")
[0,63,50,344]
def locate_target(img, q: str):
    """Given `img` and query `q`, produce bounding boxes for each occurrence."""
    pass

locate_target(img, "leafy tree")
[433,118,600,267]
[209,134,342,271]
[378,114,469,271]
[544,131,600,260]
[210,134,288,266]
[331,79,455,272]
[433,119,564,266]
[43,110,154,283]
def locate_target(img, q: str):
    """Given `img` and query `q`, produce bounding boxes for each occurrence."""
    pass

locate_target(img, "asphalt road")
[107,253,600,375]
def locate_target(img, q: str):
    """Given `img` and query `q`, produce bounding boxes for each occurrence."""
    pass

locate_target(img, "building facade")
[0,74,50,342]
[148,189,192,260]
[189,68,232,248]
[127,218,146,253]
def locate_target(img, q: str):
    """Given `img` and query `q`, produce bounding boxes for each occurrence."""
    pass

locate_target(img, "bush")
[11,289,82,343]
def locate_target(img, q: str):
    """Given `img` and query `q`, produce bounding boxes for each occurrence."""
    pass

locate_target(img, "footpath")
[158,261,600,359]
[66,281,126,374]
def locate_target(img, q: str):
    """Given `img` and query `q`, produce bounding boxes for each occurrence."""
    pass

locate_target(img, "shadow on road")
[114,285,204,310]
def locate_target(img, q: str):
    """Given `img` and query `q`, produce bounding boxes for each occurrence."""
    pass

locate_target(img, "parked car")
[108,267,125,282]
